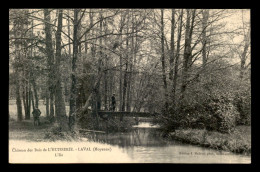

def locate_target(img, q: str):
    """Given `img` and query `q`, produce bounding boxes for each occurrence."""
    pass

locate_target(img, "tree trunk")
[103,19,109,111]
[240,31,250,80]
[122,12,130,113]
[66,9,71,104]
[25,78,31,120]
[55,9,69,131]
[44,9,55,121]
[122,64,128,112]
[126,63,132,112]
[108,70,113,108]
[119,14,125,112]
[22,76,30,120]
[30,87,35,110]
[45,86,49,117]
[122,58,128,113]
[69,9,79,129]
[172,9,183,106]
[202,9,209,67]
[31,73,38,108]
[13,20,23,122]
[24,77,29,119]
[169,9,175,81]
[160,9,168,110]
[119,58,123,111]
[68,10,71,57]
[96,11,103,111]
[126,11,134,112]
[15,67,23,121]
[180,9,195,101]
[76,18,82,111]
[104,70,108,110]
[121,63,128,121]
[50,94,55,120]
[29,18,34,115]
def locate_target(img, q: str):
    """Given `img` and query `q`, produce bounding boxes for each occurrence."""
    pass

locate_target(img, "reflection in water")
[85,122,251,163]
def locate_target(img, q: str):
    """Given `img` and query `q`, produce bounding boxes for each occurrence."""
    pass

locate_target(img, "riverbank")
[9,116,251,156]
[167,125,251,155]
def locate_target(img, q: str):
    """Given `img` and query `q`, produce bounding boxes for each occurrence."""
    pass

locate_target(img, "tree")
[180,9,196,101]
[239,10,250,80]
[10,9,30,121]
[44,9,55,121]
[160,9,169,110]
[55,9,68,131]
[69,9,80,129]
[202,9,209,67]
[172,9,183,106]
[169,9,175,82]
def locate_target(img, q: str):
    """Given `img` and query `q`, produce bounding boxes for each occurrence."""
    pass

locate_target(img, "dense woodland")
[9,9,250,133]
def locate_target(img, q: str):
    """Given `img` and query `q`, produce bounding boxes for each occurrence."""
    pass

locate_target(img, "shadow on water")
[87,127,169,148]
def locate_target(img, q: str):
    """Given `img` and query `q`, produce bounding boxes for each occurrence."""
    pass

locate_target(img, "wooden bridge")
[79,111,159,134]
[97,111,158,120]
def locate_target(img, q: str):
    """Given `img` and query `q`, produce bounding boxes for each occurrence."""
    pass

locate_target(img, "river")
[83,122,251,163]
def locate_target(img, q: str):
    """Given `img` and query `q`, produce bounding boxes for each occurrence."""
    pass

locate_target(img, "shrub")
[151,105,184,132]
[161,92,240,134]
[233,90,251,125]
[44,125,81,141]
[201,94,240,133]
[154,85,243,134]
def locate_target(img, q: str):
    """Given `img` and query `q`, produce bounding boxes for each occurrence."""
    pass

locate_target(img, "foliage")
[154,92,240,134]
[201,93,240,133]
[154,63,244,134]
[233,88,251,125]
[77,109,96,130]
[157,61,249,134]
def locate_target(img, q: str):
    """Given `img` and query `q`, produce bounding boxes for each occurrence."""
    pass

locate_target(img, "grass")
[168,125,251,155]
[9,117,83,142]
[9,117,53,141]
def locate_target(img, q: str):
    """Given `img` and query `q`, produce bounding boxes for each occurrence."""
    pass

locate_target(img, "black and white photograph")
[8,8,251,163]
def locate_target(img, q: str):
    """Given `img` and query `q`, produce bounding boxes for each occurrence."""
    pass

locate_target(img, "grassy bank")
[9,117,82,142]
[9,115,135,142]
[168,125,251,155]
[9,117,53,141]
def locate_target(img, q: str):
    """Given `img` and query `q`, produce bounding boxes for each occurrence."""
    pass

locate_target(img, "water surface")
[85,122,251,163]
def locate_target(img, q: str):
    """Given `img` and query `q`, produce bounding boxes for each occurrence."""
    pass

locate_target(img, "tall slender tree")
[202,9,209,68]
[180,9,196,100]
[69,9,79,129]
[160,9,168,110]
[172,9,183,106]
[169,9,175,81]
[55,9,68,130]
[44,9,55,121]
